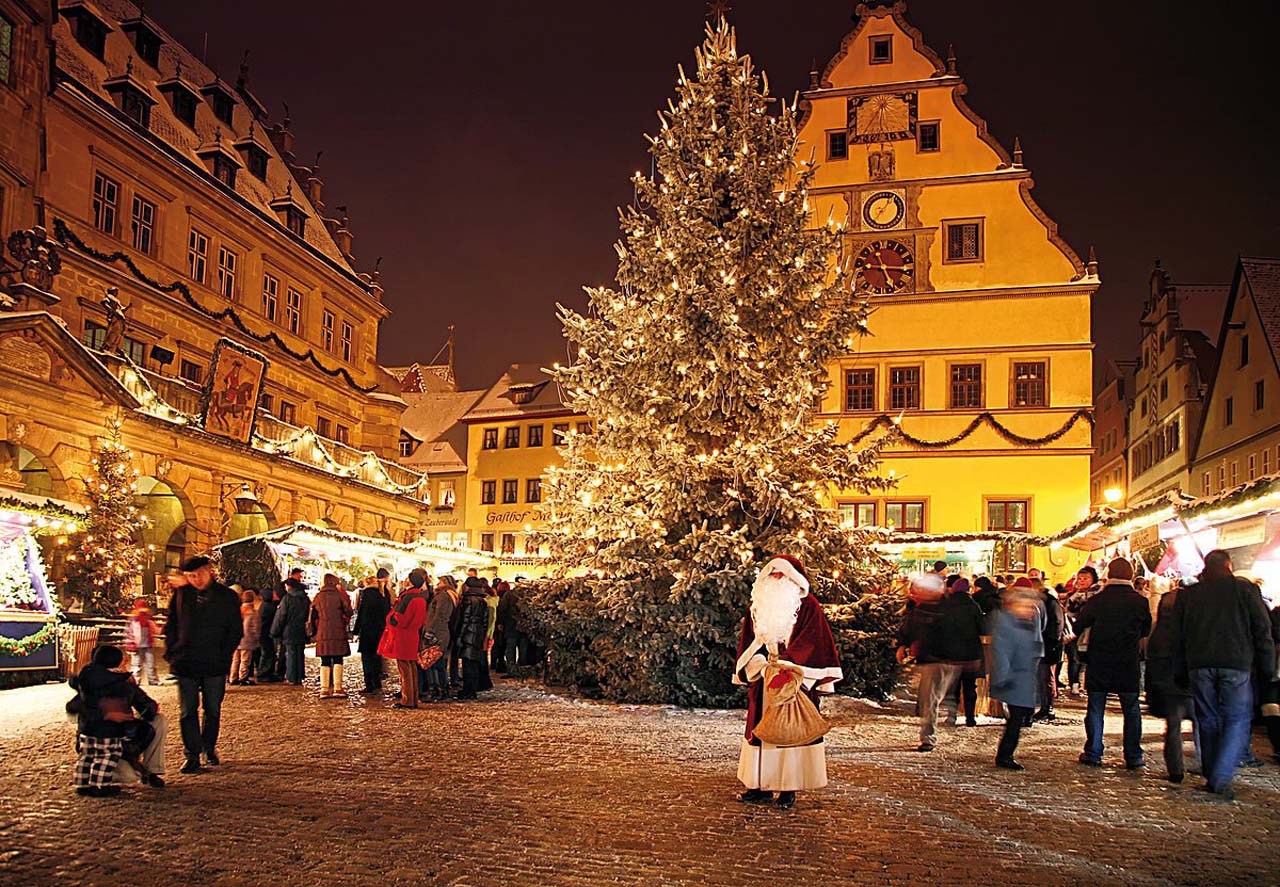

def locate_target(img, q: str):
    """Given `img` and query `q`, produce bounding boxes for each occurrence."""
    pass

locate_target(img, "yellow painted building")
[460,364,586,562]
[802,3,1096,573]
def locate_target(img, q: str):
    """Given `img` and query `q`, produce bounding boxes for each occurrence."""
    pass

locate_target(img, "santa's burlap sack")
[752,663,830,748]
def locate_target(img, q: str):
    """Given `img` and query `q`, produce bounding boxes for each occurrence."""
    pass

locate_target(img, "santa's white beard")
[751,573,803,647]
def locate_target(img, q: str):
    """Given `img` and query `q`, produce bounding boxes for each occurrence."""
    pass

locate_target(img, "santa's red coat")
[735,592,842,745]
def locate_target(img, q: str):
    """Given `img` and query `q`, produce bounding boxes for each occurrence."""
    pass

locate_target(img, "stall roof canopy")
[868,474,1280,555]
[0,490,89,521]
[214,521,495,567]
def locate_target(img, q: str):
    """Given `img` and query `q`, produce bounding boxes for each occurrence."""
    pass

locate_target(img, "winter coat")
[309,586,353,658]
[378,587,427,661]
[496,586,522,634]
[1074,580,1151,694]
[258,594,280,646]
[124,613,158,651]
[353,585,391,647]
[972,582,1002,618]
[457,588,491,661]
[69,663,158,738]
[271,585,312,645]
[1172,575,1275,682]
[989,607,1045,709]
[899,592,984,665]
[1039,591,1064,663]
[1146,589,1189,715]
[163,581,242,678]
[237,605,261,651]
[425,587,455,653]
[485,593,500,642]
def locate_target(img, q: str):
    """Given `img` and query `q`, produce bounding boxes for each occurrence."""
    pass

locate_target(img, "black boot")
[737,788,772,804]
[775,791,796,809]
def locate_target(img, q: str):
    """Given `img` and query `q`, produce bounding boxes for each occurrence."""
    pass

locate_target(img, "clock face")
[854,240,914,294]
[863,191,905,230]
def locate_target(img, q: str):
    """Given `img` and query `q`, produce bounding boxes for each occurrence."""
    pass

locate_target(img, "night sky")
[148,0,1280,390]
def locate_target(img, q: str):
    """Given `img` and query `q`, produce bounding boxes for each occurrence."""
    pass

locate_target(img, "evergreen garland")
[0,621,57,657]
[847,409,1094,449]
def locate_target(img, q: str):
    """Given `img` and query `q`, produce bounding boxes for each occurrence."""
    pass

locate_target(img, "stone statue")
[102,288,128,354]
[6,225,63,295]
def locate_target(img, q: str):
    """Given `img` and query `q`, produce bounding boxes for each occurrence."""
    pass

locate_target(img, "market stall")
[0,491,86,677]
[214,521,499,594]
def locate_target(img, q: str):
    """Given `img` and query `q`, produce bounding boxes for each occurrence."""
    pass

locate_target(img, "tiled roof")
[54,0,358,276]
[460,363,574,422]
[1240,257,1280,360]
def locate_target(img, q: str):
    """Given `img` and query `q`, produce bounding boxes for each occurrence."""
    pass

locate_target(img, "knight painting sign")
[200,339,268,444]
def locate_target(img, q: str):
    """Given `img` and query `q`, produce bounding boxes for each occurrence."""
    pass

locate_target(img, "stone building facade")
[1126,262,1223,505]
[0,0,430,596]
[802,3,1096,572]
[1090,359,1135,509]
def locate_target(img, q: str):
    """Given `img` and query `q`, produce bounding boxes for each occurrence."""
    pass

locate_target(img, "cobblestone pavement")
[1,661,1277,887]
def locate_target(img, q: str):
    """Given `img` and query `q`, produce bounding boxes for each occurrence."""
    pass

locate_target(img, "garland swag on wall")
[847,409,1094,449]
[52,219,379,394]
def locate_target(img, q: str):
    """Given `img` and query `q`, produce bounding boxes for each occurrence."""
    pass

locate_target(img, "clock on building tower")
[854,240,914,294]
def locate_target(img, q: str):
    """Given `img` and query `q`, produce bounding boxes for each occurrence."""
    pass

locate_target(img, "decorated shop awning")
[1050,475,1280,553]
[0,491,87,541]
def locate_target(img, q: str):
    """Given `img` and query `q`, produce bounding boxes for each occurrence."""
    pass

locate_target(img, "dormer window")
[120,18,163,68]
[64,4,110,60]
[197,135,242,189]
[158,72,201,129]
[285,207,305,236]
[507,382,547,404]
[212,155,236,187]
[234,132,270,181]
[200,80,237,126]
[869,35,892,65]
[103,64,156,131]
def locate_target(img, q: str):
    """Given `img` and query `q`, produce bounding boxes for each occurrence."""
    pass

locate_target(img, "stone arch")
[0,436,73,500]
[224,497,278,543]
[134,475,197,595]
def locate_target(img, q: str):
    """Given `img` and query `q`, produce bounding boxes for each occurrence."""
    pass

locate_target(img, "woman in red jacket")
[378,569,428,709]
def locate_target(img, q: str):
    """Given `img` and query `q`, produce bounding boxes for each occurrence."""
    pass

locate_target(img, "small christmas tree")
[64,420,149,616]
[535,20,895,705]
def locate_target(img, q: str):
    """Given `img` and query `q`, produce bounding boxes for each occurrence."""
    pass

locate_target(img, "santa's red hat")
[758,555,810,593]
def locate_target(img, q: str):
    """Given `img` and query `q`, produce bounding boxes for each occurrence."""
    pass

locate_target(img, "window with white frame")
[188,227,208,284]
[340,320,353,362]
[216,245,237,299]
[261,273,279,323]
[130,194,156,254]
[286,288,303,335]
[93,172,119,235]
[321,309,335,352]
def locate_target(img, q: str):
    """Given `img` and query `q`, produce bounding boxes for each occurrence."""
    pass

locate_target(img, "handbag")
[417,630,443,669]
[751,663,830,748]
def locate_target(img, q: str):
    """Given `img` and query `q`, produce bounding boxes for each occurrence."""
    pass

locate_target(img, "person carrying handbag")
[379,569,429,709]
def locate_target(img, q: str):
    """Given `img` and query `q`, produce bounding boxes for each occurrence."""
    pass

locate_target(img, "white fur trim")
[759,557,809,593]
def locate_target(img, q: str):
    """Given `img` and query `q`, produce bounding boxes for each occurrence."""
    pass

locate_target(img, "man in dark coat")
[1074,557,1151,769]
[1034,582,1064,721]
[1173,550,1276,797]
[456,580,492,700]
[898,574,984,752]
[255,588,281,682]
[1146,586,1195,783]
[163,556,242,774]
[353,569,392,694]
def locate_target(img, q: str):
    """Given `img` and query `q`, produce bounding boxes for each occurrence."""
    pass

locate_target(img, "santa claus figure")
[733,555,843,809]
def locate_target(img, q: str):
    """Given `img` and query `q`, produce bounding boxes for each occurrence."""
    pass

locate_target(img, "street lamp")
[1103,487,1124,505]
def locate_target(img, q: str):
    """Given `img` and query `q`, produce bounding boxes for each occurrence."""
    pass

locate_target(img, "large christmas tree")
[64,421,149,616]
[535,20,895,705]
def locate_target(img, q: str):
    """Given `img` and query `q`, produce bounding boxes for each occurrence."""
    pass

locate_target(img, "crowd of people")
[896,552,1279,800]
[69,556,536,796]
[68,548,1279,807]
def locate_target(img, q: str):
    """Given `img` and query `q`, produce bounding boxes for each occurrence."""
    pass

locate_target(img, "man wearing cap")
[1074,557,1152,769]
[163,556,242,774]
[733,556,843,809]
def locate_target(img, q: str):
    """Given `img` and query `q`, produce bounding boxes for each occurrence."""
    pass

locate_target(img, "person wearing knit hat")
[1074,557,1151,769]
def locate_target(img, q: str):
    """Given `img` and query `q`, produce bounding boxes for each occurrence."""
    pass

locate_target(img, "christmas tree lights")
[538,19,894,591]
[63,419,150,616]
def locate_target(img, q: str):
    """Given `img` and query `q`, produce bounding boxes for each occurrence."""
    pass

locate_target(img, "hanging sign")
[1216,515,1268,550]
[1128,525,1160,551]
